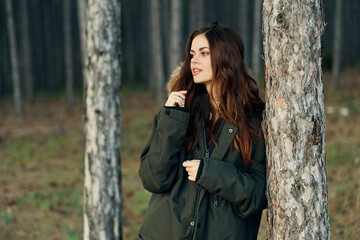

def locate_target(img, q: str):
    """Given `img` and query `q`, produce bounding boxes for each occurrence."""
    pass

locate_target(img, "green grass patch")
[326,138,359,167]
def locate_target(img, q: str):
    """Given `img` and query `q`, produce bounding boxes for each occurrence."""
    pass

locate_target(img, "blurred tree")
[332,0,342,88]
[189,0,203,31]
[20,0,34,104]
[83,0,122,239]
[77,0,87,87]
[6,0,24,117]
[239,0,250,66]
[123,0,136,84]
[64,0,74,106]
[252,0,262,82]
[263,0,329,238]
[169,0,182,73]
[150,0,165,103]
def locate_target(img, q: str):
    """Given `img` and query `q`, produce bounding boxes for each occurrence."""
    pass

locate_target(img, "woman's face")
[190,34,213,88]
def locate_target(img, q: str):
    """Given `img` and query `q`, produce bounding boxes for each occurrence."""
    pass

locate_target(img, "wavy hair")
[169,23,264,165]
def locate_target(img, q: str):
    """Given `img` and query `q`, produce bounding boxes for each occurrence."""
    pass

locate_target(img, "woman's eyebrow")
[190,47,210,52]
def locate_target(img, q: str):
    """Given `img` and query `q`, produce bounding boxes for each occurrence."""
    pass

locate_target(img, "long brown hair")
[170,23,264,165]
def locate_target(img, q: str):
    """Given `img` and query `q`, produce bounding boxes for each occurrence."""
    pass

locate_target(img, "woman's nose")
[191,55,199,63]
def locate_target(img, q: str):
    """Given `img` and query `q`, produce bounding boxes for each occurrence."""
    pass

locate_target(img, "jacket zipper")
[203,122,218,208]
[189,122,209,239]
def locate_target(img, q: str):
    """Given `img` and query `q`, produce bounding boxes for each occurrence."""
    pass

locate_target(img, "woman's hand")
[183,160,201,181]
[165,90,187,107]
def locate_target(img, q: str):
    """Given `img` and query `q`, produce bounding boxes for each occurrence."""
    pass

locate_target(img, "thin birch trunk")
[64,0,74,107]
[332,0,342,88]
[6,0,24,117]
[262,0,330,239]
[83,0,122,239]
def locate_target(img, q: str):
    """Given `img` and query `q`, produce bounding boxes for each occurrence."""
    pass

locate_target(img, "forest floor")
[0,69,359,239]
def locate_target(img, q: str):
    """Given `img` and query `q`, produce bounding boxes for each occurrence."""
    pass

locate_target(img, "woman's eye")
[202,52,209,56]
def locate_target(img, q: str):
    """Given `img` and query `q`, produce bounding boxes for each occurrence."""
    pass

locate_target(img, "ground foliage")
[0,69,359,239]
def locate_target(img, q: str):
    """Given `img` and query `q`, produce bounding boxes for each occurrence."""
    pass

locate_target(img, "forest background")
[0,0,359,239]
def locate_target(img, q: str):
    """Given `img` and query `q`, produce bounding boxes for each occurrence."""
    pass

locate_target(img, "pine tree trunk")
[64,0,74,107]
[169,0,182,73]
[262,0,330,239]
[6,0,24,117]
[20,0,34,104]
[150,0,165,103]
[252,0,262,82]
[332,0,342,88]
[83,0,122,239]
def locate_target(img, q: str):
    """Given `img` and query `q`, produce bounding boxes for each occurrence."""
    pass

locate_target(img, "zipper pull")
[205,149,209,158]
[213,194,218,207]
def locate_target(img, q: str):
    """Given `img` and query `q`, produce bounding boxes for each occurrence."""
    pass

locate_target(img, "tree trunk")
[239,0,250,66]
[83,0,122,239]
[189,0,203,31]
[252,0,262,82]
[331,0,342,88]
[20,0,34,104]
[77,0,87,87]
[64,0,74,107]
[6,0,24,117]
[262,0,330,239]
[150,0,165,103]
[169,0,182,73]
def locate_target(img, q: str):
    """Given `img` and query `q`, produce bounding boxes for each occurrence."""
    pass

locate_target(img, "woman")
[138,23,266,240]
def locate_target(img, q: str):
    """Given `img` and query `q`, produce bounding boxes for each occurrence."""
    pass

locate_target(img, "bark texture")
[6,0,24,117]
[84,0,122,239]
[262,0,329,239]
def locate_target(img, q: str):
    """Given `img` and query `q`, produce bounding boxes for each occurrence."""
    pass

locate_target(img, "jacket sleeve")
[196,138,266,218]
[139,108,190,193]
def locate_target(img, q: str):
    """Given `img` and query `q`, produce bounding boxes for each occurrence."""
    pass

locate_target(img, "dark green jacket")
[138,105,266,240]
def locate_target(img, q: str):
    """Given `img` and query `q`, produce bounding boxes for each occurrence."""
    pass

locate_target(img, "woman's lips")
[192,68,201,76]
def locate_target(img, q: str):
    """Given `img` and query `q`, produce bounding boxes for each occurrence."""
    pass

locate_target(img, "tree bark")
[262,0,330,239]
[83,0,122,239]
[64,0,74,107]
[331,0,342,88]
[6,0,24,117]
[252,0,262,82]
[20,0,34,104]
[169,0,182,73]
[150,0,165,103]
